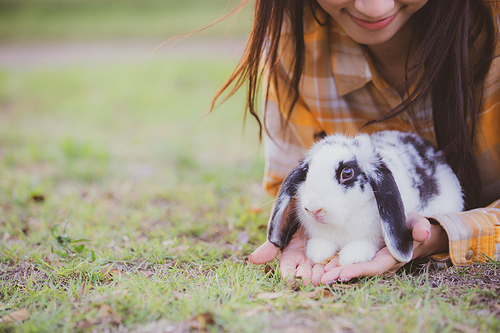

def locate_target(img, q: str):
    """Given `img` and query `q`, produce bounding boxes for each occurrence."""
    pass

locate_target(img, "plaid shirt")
[262,5,500,265]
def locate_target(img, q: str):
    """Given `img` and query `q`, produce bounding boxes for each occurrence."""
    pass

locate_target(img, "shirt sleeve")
[262,99,306,196]
[430,199,500,265]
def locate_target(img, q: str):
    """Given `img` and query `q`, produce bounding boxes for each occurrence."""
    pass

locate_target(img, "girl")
[214,0,500,284]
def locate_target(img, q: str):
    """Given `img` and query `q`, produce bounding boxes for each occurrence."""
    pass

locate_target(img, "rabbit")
[267,130,464,266]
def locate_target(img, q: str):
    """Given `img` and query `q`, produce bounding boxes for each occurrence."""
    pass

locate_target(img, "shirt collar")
[327,20,374,96]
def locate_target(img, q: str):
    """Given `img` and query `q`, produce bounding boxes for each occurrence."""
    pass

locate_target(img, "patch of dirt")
[424,264,500,290]
[0,262,51,288]
[407,263,500,306]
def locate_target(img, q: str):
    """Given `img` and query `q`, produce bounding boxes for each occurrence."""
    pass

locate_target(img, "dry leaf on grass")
[109,269,123,276]
[195,312,216,332]
[304,288,337,299]
[264,264,275,277]
[101,266,124,280]
[1,308,29,323]
[138,268,154,279]
[98,304,123,325]
[256,292,286,300]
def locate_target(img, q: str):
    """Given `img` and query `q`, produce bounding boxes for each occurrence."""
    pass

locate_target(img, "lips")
[349,12,397,31]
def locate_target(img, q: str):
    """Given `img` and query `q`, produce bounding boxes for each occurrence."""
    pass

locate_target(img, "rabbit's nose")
[305,207,323,217]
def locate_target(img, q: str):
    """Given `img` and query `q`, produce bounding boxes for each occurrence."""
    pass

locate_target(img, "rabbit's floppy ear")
[368,161,413,263]
[267,160,309,248]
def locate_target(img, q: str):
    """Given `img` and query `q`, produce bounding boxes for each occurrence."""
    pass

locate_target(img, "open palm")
[249,213,434,285]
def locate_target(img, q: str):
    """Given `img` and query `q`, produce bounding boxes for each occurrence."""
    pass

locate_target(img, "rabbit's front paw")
[305,238,339,264]
[338,241,379,266]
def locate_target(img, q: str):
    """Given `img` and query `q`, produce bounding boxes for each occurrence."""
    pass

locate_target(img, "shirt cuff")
[430,200,500,265]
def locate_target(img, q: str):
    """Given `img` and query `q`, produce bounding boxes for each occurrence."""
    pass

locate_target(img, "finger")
[336,262,384,281]
[320,266,348,284]
[248,241,280,264]
[311,264,326,285]
[324,257,340,272]
[295,262,313,280]
[321,250,399,284]
[406,212,431,242]
[336,251,399,281]
[279,255,299,280]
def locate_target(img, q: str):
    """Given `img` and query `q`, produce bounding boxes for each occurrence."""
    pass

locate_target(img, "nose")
[354,0,395,19]
[305,207,323,217]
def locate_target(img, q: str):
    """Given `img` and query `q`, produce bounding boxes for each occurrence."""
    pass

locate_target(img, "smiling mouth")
[348,12,397,31]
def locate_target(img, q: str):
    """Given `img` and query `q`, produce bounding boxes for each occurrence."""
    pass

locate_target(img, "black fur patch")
[277,207,300,248]
[370,161,413,258]
[400,134,440,209]
[267,160,309,248]
[282,160,309,197]
[335,160,367,191]
[400,135,429,160]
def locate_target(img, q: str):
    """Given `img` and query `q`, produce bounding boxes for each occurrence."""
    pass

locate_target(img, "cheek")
[400,0,429,12]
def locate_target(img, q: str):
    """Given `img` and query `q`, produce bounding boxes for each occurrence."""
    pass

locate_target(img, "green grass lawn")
[1,1,499,332]
[0,54,499,333]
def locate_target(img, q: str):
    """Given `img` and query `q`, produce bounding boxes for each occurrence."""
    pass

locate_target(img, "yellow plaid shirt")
[262,5,500,265]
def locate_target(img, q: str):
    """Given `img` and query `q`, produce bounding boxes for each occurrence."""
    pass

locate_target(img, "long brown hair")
[213,0,498,209]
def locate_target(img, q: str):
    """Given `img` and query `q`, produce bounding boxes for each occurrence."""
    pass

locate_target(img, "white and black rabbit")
[267,130,464,266]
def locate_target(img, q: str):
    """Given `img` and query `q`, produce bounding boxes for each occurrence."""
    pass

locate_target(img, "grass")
[1,1,499,332]
[0,56,271,332]
[1,54,499,333]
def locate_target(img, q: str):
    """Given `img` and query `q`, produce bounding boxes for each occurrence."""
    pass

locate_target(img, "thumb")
[406,212,431,242]
[248,241,280,264]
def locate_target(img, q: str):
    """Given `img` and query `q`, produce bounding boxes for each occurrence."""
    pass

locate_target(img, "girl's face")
[316,0,428,46]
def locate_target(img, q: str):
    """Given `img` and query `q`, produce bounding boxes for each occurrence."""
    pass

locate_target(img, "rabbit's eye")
[340,167,354,181]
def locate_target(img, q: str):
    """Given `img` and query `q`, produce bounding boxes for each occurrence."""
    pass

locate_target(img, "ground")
[1,37,499,332]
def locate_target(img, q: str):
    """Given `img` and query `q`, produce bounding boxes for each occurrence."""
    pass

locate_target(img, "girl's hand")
[320,212,444,284]
[249,226,326,285]
[249,213,447,285]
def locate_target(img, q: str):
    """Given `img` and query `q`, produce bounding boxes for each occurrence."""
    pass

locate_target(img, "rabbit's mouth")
[304,207,328,224]
[310,214,327,224]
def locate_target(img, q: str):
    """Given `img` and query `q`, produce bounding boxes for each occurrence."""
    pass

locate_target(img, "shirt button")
[465,250,475,261]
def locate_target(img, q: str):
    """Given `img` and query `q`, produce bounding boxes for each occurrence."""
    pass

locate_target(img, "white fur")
[296,131,463,265]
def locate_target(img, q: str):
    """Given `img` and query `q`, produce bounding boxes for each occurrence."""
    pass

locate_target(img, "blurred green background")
[0,0,261,190]
[0,0,252,41]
